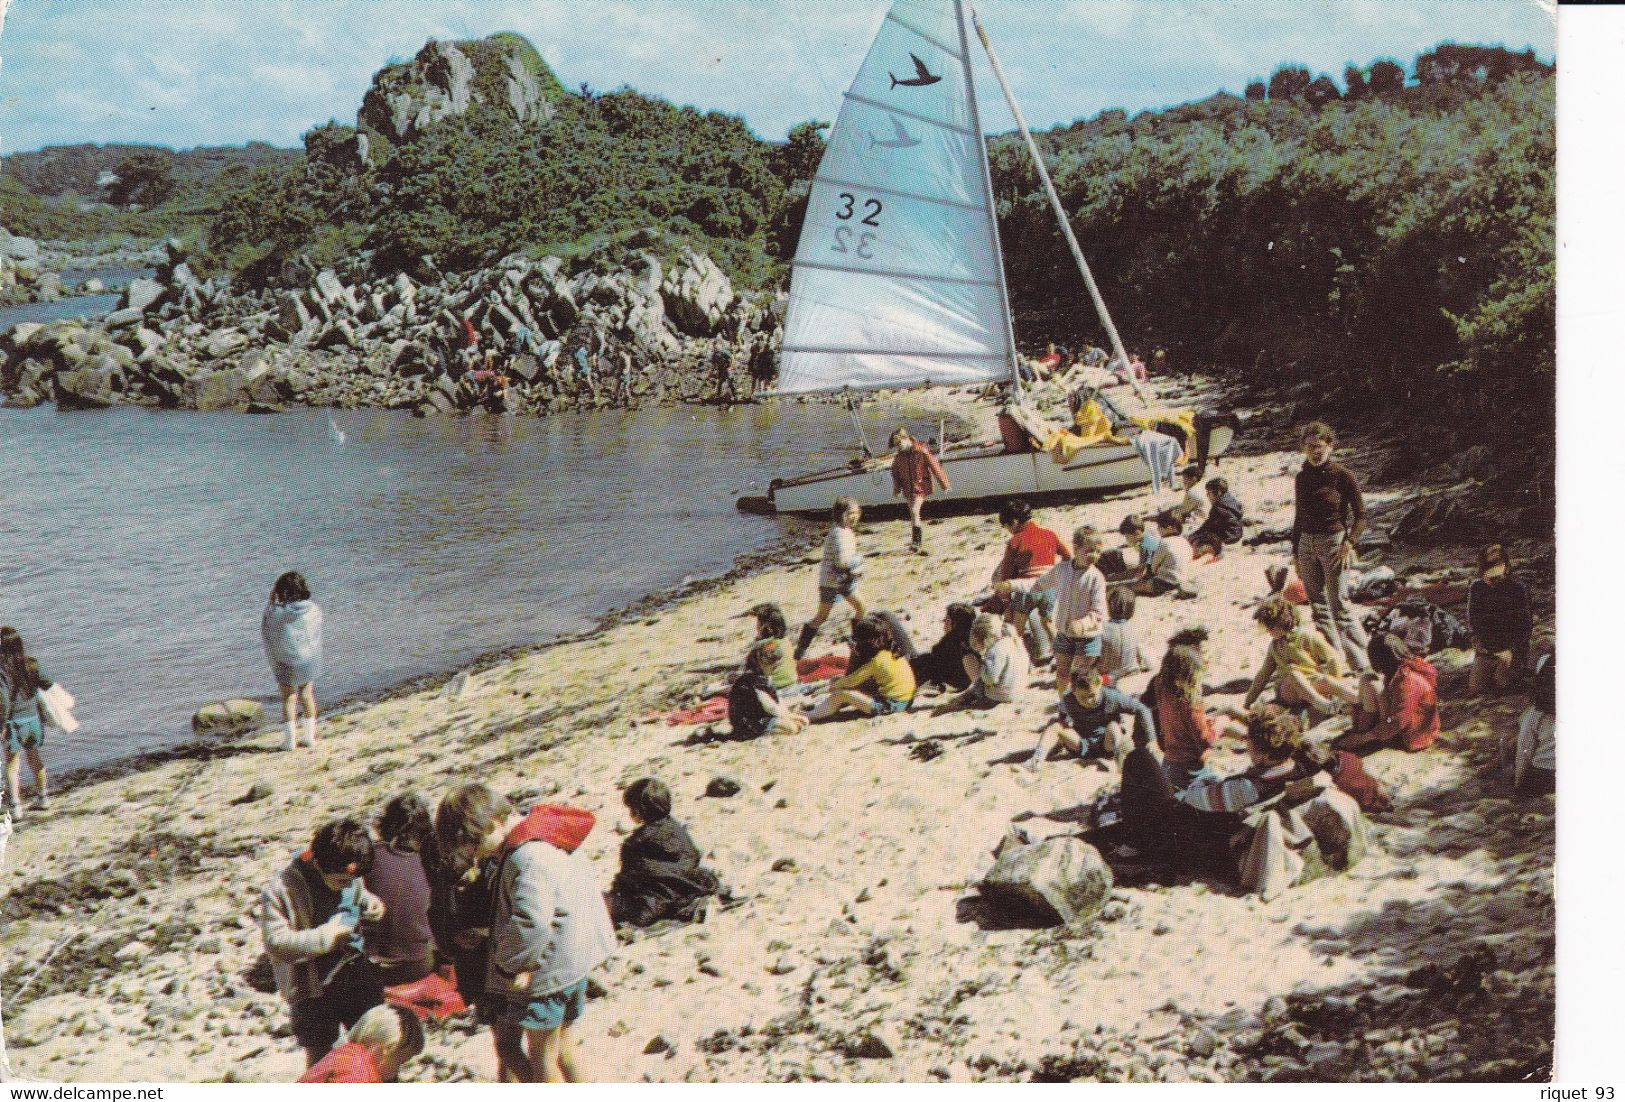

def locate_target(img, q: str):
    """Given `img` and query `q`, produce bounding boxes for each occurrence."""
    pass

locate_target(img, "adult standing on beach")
[1291,421,1370,670]
[889,427,951,554]
[263,571,324,751]
[0,627,51,818]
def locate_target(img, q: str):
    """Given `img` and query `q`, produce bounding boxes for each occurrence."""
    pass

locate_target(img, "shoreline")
[0,379,1555,1083]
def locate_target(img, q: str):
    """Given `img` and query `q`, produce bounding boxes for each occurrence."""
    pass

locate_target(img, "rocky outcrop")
[356,34,566,157]
[0,238,780,416]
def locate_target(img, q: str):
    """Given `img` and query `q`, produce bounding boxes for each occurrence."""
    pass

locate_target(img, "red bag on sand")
[796,654,849,682]
[384,967,468,1021]
[665,696,729,727]
[504,804,596,854]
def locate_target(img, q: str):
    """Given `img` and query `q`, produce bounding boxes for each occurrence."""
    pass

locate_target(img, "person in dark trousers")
[1291,422,1370,670]
[711,339,739,403]
[889,427,951,553]
[1467,543,1532,693]
[606,778,721,927]
[1191,476,1245,562]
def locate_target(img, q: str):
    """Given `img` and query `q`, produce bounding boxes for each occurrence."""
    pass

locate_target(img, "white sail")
[777,0,1017,395]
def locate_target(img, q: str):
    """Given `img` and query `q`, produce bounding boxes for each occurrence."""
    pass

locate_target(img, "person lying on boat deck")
[1026,666,1156,769]
[1333,633,1438,754]
[949,614,1029,711]
[1504,651,1555,796]
[1099,587,1152,682]
[1048,389,1125,462]
[1244,596,1359,721]
[910,603,977,692]
[1179,704,1312,814]
[795,497,866,659]
[1169,465,1207,529]
[990,499,1070,665]
[607,778,723,928]
[728,640,810,740]
[1030,525,1109,695]
[1133,512,1199,599]
[805,614,916,722]
[889,427,951,554]
[1191,477,1246,563]
[1467,542,1532,693]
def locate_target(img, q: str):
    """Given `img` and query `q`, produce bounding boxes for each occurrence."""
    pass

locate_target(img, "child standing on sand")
[889,427,951,554]
[435,785,616,1084]
[0,628,51,819]
[1030,526,1109,694]
[795,498,867,659]
[807,615,916,721]
[262,571,324,751]
[257,818,385,1066]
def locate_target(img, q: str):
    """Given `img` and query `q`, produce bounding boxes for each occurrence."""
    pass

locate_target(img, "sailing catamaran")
[736,0,1236,517]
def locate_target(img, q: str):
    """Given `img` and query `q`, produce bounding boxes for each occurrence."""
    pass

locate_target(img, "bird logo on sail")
[869,115,921,150]
[890,53,942,89]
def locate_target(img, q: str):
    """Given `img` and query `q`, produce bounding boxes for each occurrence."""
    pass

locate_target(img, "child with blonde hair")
[1030,526,1109,694]
[796,498,866,659]
[1244,596,1359,719]
[298,1004,425,1083]
[956,613,1030,707]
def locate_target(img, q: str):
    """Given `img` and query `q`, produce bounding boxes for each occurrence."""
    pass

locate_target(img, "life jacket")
[501,804,596,857]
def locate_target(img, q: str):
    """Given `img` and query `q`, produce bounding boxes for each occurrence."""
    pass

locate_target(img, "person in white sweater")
[795,498,868,658]
[956,614,1030,707]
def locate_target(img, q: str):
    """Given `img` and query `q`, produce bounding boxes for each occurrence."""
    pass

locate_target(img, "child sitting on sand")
[1191,477,1246,563]
[1030,526,1109,694]
[297,1004,425,1083]
[728,640,809,739]
[1467,543,1532,693]
[1179,704,1311,813]
[1334,633,1439,753]
[1243,596,1359,719]
[796,498,867,660]
[1134,512,1198,598]
[257,818,386,1066]
[1144,641,1238,793]
[607,778,722,928]
[954,613,1030,708]
[1505,651,1555,796]
[806,615,917,721]
[911,603,978,692]
[744,603,799,689]
[1103,515,1159,583]
[1027,666,1156,769]
[435,784,616,1084]
[1169,465,1207,529]
[1099,587,1151,682]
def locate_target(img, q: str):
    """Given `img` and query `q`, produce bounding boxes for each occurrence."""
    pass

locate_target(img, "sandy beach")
[0,376,1554,1083]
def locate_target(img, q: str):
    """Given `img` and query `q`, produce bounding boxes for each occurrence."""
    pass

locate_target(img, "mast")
[955,0,1023,403]
[969,4,1152,408]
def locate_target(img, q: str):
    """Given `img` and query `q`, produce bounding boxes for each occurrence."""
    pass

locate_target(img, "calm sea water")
[0,402,880,771]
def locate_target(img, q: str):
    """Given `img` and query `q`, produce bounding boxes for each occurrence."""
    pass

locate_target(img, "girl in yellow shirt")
[806,616,917,721]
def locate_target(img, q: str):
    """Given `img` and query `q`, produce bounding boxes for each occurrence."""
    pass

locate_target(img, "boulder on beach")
[121,276,167,314]
[192,699,263,737]
[978,835,1114,928]
[0,228,40,263]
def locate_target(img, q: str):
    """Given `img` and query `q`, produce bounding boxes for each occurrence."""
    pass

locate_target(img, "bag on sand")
[38,682,80,734]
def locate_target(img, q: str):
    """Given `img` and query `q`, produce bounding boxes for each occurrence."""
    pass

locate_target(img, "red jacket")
[1353,658,1439,752]
[995,522,1070,583]
[502,805,596,856]
[299,1043,382,1084]
[891,447,949,497]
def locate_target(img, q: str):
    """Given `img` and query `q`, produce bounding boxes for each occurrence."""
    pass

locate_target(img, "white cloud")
[0,0,1555,153]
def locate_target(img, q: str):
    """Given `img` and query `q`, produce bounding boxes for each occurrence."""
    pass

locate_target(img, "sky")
[0,0,1555,153]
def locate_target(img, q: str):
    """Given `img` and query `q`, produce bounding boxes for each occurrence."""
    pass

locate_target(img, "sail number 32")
[833,192,882,260]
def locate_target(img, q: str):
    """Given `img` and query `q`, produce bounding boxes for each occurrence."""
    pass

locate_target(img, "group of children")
[260,777,722,1082]
[722,419,1554,854]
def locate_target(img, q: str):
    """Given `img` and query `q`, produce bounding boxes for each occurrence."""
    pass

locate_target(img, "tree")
[106,151,174,208]
[1245,80,1267,102]
[1267,65,1312,101]
[771,120,828,185]
[1368,59,1405,96]
[1305,75,1342,108]
[1343,65,1368,100]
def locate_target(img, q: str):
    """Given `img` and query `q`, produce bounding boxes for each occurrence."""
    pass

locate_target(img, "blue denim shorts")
[5,714,44,755]
[870,695,909,715]
[1054,634,1103,659]
[504,978,589,1031]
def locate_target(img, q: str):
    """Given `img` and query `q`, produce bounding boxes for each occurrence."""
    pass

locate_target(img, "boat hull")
[744,421,1237,517]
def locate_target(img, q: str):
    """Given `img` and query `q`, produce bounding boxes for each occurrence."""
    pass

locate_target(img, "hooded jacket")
[488,806,615,998]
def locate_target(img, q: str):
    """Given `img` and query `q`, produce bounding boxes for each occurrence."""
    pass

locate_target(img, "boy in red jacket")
[1337,634,1439,753]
